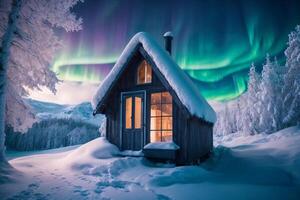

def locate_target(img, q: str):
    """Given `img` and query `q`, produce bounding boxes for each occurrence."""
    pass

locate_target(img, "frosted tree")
[259,55,275,133]
[214,103,234,136]
[272,57,285,129]
[239,93,252,134]
[235,96,243,132]
[222,104,231,135]
[282,25,300,127]
[0,0,22,161]
[247,63,261,134]
[0,0,82,160]
[258,55,284,133]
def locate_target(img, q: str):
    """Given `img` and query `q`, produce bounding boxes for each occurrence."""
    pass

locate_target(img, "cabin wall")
[173,102,213,165]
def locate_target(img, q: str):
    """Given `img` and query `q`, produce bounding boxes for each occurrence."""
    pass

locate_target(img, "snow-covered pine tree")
[282,25,300,127]
[246,63,261,134]
[235,96,243,132]
[222,104,231,135]
[259,55,274,133]
[214,103,233,136]
[0,0,82,160]
[259,55,283,133]
[239,93,252,134]
[273,57,285,130]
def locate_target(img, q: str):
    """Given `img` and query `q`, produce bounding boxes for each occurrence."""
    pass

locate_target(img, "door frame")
[120,90,146,150]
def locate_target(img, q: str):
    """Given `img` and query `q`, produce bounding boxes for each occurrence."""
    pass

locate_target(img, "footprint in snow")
[73,185,90,197]
[28,183,39,189]
[6,182,49,200]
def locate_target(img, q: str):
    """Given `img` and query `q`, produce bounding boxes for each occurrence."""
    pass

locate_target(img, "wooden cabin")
[92,32,216,165]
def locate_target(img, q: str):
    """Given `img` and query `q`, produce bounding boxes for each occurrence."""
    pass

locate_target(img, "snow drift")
[2,126,300,200]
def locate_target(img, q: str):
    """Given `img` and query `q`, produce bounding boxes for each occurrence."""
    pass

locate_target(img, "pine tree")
[235,96,243,132]
[282,25,300,127]
[246,63,261,134]
[259,55,274,133]
[258,55,284,133]
[272,57,285,130]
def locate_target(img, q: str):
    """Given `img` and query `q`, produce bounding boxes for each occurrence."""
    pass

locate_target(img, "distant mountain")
[6,99,105,151]
[26,99,104,126]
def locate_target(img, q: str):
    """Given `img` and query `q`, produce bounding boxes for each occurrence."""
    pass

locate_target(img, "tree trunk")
[0,0,22,161]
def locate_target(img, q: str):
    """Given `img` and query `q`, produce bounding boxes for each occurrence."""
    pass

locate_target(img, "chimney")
[163,31,173,55]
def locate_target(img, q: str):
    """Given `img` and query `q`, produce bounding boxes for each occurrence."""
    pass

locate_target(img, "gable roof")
[92,32,217,123]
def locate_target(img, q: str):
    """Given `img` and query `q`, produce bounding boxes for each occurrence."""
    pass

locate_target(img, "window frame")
[124,96,143,130]
[136,60,152,85]
[150,91,173,143]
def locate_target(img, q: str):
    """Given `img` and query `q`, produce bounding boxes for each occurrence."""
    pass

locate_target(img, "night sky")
[52,0,300,102]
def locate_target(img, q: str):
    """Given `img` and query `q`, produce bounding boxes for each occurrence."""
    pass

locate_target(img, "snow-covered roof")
[92,32,217,123]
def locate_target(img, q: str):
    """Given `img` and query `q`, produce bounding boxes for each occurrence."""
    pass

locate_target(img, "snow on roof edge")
[92,32,216,123]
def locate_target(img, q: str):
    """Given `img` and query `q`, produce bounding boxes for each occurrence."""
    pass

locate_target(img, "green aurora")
[53,0,300,101]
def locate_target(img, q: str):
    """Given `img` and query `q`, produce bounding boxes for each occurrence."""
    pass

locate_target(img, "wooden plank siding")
[173,101,213,165]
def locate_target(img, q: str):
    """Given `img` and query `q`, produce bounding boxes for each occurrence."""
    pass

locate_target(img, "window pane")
[150,92,173,143]
[137,60,152,84]
[150,131,161,142]
[125,97,132,129]
[151,104,161,116]
[137,63,145,84]
[134,97,142,129]
[162,131,172,142]
[162,104,172,116]
[162,117,172,130]
[145,62,152,83]
[162,92,172,103]
[151,93,161,104]
[150,117,161,130]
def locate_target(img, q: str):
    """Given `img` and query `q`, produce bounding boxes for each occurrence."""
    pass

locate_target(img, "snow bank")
[215,125,300,148]
[66,137,119,161]
[92,32,216,123]
[3,126,300,200]
[144,142,180,150]
[61,137,144,178]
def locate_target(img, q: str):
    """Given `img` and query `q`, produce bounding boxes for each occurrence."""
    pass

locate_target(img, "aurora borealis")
[52,0,300,102]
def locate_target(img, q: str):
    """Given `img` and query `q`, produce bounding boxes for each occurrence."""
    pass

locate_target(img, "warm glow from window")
[125,96,142,129]
[137,60,152,84]
[150,92,173,142]
[134,97,142,129]
[125,97,132,129]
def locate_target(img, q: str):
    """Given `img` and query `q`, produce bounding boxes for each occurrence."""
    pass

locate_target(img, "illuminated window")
[125,97,132,129]
[134,97,142,129]
[125,96,142,129]
[137,60,152,84]
[150,92,173,142]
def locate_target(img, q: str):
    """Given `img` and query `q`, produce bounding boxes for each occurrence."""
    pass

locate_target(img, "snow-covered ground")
[1,126,300,200]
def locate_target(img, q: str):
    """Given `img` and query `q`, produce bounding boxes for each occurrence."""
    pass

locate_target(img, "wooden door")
[121,91,145,150]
